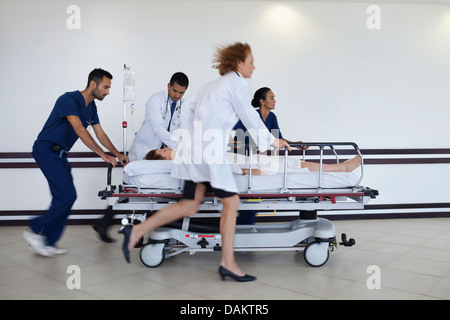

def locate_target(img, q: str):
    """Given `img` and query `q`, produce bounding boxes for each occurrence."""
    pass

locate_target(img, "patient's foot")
[342,155,362,172]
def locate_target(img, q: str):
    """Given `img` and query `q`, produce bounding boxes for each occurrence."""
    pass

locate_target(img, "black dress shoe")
[118,225,133,263]
[93,224,116,243]
[218,266,256,282]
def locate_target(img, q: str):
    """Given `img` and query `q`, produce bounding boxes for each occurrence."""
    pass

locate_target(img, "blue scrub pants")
[236,210,257,225]
[31,140,77,246]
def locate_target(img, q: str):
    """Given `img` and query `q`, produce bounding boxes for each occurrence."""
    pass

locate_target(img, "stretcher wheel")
[303,241,329,267]
[140,243,165,268]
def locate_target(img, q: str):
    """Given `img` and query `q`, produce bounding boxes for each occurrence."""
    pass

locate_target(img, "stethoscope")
[162,94,181,128]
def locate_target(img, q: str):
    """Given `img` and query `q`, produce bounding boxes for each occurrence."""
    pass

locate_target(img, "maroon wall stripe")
[1,149,450,168]
[2,148,450,158]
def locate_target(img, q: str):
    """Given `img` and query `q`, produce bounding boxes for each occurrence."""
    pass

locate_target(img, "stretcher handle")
[106,159,126,189]
[287,142,360,150]
[106,163,113,191]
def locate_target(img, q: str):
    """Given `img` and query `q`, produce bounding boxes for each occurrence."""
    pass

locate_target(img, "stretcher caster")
[303,241,330,267]
[340,233,356,247]
[140,243,165,268]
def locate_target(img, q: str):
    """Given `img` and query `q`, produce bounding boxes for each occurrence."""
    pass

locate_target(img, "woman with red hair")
[120,43,290,282]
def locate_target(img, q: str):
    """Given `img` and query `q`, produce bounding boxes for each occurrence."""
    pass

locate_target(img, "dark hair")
[86,68,113,88]
[144,149,164,160]
[251,87,271,108]
[169,72,189,88]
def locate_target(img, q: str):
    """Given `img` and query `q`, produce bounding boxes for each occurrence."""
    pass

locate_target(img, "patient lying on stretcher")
[144,147,361,175]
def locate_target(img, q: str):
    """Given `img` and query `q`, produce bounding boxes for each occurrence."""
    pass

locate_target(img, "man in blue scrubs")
[24,68,129,257]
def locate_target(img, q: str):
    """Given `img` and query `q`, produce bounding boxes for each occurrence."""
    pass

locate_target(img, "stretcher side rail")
[98,141,371,202]
[286,142,364,192]
[243,142,364,194]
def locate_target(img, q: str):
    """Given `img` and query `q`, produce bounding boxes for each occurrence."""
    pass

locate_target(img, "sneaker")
[28,244,66,255]
[47,246,67,255]
[23,230,54,257]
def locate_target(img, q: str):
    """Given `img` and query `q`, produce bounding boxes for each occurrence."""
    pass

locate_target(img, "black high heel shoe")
[93,224,116,243]
[218,266,256,282]
[118,225,133,263]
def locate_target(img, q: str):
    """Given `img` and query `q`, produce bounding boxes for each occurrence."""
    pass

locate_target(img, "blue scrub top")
[233,109,283,139]
[36,91,100,151]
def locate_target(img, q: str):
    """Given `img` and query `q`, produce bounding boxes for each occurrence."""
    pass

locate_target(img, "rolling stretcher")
[98,142,378,268]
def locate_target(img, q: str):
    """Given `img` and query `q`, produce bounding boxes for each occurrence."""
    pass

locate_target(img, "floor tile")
[1,218,449,300]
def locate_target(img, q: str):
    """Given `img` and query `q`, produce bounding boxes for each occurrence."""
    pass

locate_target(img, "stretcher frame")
[99,142,378,268]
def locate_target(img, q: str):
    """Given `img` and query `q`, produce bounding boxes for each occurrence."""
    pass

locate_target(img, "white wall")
[1,0,450,211]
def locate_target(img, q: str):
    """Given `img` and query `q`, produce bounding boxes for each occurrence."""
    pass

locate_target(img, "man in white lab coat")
[93,73,188,243]
[128,72,189,161]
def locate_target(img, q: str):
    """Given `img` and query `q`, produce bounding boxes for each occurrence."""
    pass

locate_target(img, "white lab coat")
[128,89,182,161]
[171,71,275,193]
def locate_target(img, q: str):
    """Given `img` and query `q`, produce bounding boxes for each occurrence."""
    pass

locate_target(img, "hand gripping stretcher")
[98,142,378,268]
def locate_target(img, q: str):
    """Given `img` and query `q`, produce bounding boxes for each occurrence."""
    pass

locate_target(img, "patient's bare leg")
[127,184,207,251]
[301,155,361,172]
[240,168,265,175]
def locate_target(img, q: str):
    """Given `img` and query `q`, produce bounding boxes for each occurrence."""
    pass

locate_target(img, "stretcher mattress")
[123,160,359,192]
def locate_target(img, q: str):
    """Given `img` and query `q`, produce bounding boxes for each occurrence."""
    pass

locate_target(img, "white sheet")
[123,160,359,192]
[124,160,173,176]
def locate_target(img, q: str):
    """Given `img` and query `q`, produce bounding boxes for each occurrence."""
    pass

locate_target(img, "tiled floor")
[1,218,450,300]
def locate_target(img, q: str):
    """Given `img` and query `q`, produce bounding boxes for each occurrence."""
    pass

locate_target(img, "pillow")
[124,160,174,176]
